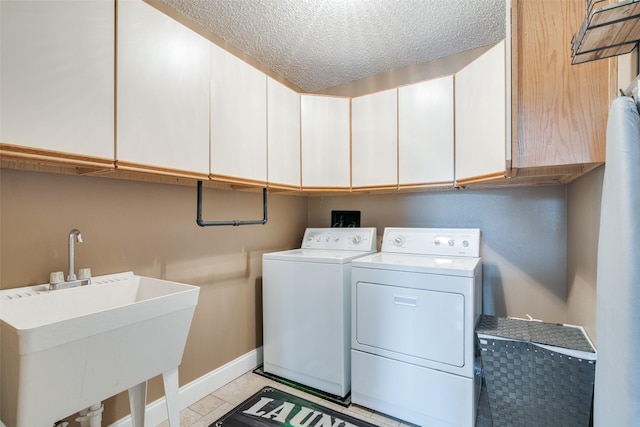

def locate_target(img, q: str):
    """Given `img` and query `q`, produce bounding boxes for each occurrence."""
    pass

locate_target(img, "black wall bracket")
[196,180,268,227]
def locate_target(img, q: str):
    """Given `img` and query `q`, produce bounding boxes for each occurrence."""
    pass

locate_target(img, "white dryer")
[262,227,377,398]
[351,227,482,427]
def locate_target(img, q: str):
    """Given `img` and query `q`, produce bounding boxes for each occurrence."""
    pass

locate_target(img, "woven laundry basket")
[476,315,596,427]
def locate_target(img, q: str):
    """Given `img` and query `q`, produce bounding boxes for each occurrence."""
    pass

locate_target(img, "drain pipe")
[75,403,103,427]
[196,181,268,227]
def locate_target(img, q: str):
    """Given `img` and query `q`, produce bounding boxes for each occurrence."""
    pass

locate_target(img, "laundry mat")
[210,387,377,427]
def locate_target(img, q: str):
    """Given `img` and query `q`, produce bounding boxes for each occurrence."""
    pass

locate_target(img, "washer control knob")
[325,236,331,242]
[462,240,469,247]
[434,239,441,246]
[393,235,405,246]
[353,235,362,244]
[448,239,455,246]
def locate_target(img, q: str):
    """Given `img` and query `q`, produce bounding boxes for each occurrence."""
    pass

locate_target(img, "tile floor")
[156,369,420,427]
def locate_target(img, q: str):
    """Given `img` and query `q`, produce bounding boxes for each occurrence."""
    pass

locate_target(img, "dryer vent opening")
[331,210,360,228]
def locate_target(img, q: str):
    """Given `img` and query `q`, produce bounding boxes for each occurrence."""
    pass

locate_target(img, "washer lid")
[351,252,480,276]
[263,248,376,264]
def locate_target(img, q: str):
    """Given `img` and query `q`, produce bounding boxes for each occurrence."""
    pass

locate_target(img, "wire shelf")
[571,0,640,64]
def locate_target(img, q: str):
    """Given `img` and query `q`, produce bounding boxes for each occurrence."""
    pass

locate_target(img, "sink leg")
[162,367,180,427]
[128,381,147,427]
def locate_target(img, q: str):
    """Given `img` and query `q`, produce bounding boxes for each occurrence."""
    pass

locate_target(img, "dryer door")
[354,280,465,368]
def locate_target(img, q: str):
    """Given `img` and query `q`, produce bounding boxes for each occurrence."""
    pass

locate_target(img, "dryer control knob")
[448,239,455,246]
[462,240,469,247]
[353,235,362,244]
[393,235,405,246]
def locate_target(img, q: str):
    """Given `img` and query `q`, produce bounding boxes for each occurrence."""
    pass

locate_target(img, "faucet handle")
[50,271,64,285]
[49,271,66,290]
[78,268,92,282]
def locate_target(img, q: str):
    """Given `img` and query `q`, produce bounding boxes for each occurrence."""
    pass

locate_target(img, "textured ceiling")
[160,0,506,93]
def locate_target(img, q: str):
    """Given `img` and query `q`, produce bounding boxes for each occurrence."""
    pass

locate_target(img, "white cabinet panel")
[455,41,507,184]
[267,78,300,189]
[398,76,454,186]
[351,89,398,189]
[210,44,267,184]
[117,0,210,176]
[0,0,114,160]
[301,95,351,189]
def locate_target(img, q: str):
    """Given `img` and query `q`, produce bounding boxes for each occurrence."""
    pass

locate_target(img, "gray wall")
[308,185,569,323]
[567,166,603,343]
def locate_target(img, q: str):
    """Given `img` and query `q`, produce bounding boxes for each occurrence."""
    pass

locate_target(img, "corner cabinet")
[398,76,455,188]
[301,95,351,191]
[351,89,398,190]
[117,0,210,179]
[267,78,301,190]
[454,40,508,186]
[210,44,268,186]
[0,0,114,170]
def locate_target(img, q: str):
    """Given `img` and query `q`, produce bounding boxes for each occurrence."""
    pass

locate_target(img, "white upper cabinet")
[300,95,351,190]
[454,40,507,185]
[117,0,210,177]
[267,78,301,189]
[398,76,454,187]
[210,44,267,185]
[351,89,398,189]
[0,0,114,162]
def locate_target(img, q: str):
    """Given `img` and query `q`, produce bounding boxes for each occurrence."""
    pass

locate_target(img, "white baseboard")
[109,347,263,427]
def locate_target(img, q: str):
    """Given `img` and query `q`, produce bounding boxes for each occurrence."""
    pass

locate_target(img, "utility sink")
[0,272,199,427]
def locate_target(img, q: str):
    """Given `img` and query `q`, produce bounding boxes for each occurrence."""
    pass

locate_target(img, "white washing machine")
[262,227,377,397]
[351,227,482,427]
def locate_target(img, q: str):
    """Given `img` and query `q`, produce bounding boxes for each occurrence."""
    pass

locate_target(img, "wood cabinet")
[398,76,454,188]
[351,89,398,190]
[0,0,114,170]
[301,95,351,191]
[117,0,210,179]
[0,0,613,192]
[210,44,268,186]
[511,0,611,183]
[455,41,508,185]
[267,78,301,190]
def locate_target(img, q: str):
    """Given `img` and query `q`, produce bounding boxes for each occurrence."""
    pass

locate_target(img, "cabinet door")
[301,95,351,190]
[0,0,114,163]
[211,44,267,185]
[351,89,398,189]
[267,78,301,190]
[515,0,608,169]
[117,0,210,177]
[455,41,507,185]
[398,76,454,187]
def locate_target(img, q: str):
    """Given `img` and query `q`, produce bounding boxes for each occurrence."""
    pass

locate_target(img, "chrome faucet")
[49,229,89,291]
[67,229,83,281]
